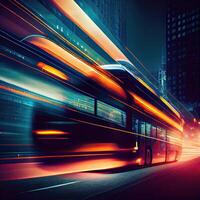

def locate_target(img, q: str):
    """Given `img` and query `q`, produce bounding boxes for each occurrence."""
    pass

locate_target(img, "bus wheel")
[145,148,152,166]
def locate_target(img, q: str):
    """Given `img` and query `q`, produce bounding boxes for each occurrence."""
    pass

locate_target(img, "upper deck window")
[151,126,157,138]
[140,121,146,135]
[146,123,151,136]
[64,88,94,114]
[132,119,139,133]
[97,100,126,127]
[157,127,166,141]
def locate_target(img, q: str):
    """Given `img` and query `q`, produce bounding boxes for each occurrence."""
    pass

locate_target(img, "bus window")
[140,121,145,135]
[97,100,126,127]
[146,123,151,136]
[132,118,139,133]
[157,127,161,139]
[151,126,157,138]
[163,129,167,141]
[157,127,166,140]
[64,87,94,114]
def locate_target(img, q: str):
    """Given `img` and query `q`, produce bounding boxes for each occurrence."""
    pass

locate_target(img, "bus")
[0,33,183,166]
[0,0,183,166]
[30,37,183,166]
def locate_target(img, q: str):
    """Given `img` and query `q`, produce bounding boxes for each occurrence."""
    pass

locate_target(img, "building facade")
[87,0,127,45]
[166,0,200,118]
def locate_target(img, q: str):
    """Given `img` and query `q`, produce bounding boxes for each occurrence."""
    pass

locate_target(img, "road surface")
[0,156,200,200]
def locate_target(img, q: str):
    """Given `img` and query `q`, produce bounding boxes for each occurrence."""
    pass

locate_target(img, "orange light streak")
[160,96,181,119]
[28,37,126,99]
[74,143,119,152]
[136,77,157,96]
[131,92,183,132]
[34,130,67,135]
[37,62,68,80]
[0,158,127,181]
[51,0,128,61]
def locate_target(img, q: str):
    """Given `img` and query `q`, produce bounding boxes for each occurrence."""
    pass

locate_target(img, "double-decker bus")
[0,0,183,166]
[29,36,183,166]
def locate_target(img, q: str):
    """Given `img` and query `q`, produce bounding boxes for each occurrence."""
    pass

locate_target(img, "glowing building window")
[97,101,126,127]
[64,89,94,114]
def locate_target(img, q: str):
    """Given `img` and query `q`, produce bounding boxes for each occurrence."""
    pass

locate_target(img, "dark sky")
[126,0,166,74]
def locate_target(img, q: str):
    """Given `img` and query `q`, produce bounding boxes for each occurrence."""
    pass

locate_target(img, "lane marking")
[27,181,80,193]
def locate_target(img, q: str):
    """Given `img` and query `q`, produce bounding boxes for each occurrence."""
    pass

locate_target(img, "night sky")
[126,0,166,74]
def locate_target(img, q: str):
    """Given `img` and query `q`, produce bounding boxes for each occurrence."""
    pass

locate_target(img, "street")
[0,156,200,200]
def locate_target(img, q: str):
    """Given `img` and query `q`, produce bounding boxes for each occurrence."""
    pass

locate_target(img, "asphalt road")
[0,156,200,200]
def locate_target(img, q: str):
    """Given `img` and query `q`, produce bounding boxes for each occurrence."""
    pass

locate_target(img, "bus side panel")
[152,141,166,164]
[166,143,178,162]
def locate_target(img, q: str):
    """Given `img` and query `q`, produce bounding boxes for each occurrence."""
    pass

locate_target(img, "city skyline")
[166,0,200,118]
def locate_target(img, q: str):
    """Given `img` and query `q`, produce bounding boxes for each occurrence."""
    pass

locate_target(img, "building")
[92,0,127,45]
[85,0,127,45]
[166,0,200,118]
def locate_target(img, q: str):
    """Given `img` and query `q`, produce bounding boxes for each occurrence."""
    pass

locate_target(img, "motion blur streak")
[181,139,200,161]
[160,96,181,119]
[0,153,113,162]
[74,143,120,152]
[37,62,68,81]
[51,0,128,61]
[34,130,67,135]
[137,76,181,122]
[0,2,44,36]
[0,85,61,108]
[0,66,66,102]
[131,93,183,132]
[51,0,167,106]
[28,36,126,99]
[0,158,127,181]
[136,77,157,96]
[167,135,183,146]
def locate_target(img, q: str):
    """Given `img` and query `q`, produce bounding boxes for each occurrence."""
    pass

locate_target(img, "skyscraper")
[166,0,200,118]
[86,0,127,45]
